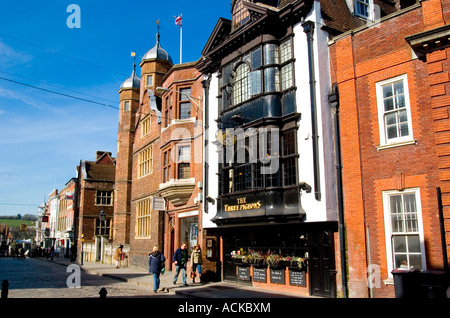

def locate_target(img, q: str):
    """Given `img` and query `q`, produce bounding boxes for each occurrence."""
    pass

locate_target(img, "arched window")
[233,63,250,105]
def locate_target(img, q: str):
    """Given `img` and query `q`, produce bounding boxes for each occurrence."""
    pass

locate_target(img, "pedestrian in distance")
[191,243,202,284]
[148,245,166,293]
[173,242,188,286]
[70,244,77,262]
[114,244,123,268]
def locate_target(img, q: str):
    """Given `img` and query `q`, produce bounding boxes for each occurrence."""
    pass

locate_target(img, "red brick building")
[115,29,207,274]
[75,151,116,262]
[329,0,450,297]
[157,62,210,276]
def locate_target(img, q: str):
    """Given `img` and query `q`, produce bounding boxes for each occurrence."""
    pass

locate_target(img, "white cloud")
[0,87,49,110]
[0,40,33,67]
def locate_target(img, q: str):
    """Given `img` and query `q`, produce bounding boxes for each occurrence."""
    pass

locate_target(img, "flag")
[65,192,74,200]
[175,15,182,27]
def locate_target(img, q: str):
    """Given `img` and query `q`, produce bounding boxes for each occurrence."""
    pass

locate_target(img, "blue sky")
[0,0,231,216]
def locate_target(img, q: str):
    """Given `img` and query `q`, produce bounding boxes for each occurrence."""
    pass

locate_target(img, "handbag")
[190,271,196,278]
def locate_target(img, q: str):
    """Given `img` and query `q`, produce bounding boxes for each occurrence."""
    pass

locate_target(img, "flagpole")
[179,16,182,64]
[180,25,183,64]
[175,14,183,64]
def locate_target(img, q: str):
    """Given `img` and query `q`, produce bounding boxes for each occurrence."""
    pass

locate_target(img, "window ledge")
[159,178,196,206]
[383,277,394,285]
[161,118,196,132]
[376,139,416,151]
[135,236,152,240]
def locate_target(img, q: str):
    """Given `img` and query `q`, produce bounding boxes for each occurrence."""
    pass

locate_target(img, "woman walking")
[191,243,202,283]
[114,245,123,268]
[149,245,166,293]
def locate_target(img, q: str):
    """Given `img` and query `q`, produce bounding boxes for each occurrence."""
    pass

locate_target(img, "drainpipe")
[302,20,321,201]
[202,74,211,214]
[437,187,449,271]
[329,83,348,298]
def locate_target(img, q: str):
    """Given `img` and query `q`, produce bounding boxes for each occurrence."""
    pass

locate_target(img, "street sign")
[152,197,166,211]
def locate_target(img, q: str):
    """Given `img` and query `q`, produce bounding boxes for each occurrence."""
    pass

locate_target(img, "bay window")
[219,129,297,195]
[221,38,294,109]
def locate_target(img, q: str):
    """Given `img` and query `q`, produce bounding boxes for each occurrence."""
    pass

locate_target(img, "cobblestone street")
[0,257,179,298]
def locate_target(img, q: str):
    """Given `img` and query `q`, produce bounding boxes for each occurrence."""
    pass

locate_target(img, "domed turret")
[141,31,173,63]
[119,63,140,91]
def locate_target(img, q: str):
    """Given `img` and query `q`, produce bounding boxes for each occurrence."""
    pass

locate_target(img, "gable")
[201,18,232,57]
[95,151,115,165]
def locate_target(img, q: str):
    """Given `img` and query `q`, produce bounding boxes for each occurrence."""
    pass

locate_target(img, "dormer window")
[232,0,250,29]
[355,0,373,20]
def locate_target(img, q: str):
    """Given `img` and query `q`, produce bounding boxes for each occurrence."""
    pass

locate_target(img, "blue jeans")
[153,272,161,291]
[173,263,187,284]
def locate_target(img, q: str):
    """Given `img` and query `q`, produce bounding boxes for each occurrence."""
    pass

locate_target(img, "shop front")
[179,211,199,251]
[218,222,337,297]
[166,210,200,267]
[212,191,337,297]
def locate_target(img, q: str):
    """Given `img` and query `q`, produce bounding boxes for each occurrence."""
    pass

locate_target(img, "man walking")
[173,242,188,286]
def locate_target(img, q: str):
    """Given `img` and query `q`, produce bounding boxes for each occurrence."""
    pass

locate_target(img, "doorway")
[309,230,337,298]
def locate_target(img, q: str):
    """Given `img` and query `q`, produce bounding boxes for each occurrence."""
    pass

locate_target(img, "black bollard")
[99,287,107,298]
[1,280,9,299]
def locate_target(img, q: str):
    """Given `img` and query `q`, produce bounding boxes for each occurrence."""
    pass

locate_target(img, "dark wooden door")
[223,253,237,281]
[309,231,337,298]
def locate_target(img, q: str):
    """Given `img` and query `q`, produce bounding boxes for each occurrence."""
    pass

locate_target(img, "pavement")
[42,256,308,298]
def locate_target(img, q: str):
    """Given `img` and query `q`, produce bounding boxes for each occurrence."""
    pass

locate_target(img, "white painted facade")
[202,1,338,228]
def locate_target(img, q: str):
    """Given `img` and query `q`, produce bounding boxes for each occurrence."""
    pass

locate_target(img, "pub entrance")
[309,230,337,298]
[220,223,337,297]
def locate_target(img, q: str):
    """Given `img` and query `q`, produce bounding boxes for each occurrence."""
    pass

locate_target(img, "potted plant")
[266,254,282,269]
[289,256,307,271]
[248,250,266,268]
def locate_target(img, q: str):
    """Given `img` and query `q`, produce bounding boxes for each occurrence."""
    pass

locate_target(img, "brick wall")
[428,48,450,268]
[330,1,449,298]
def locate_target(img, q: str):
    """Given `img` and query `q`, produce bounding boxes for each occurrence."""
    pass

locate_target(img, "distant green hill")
[0,219,36,228]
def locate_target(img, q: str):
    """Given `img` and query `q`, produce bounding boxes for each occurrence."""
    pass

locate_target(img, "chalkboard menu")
[253,267,267,283]
[270,269,285,284]
[289,270,306,287]
[238,266,251,281]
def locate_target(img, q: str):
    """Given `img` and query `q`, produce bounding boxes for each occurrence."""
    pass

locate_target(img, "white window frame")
[376,74,414,149]
[146,74,153,87]
[354,0,373,20]
[383,188,426,279]
[123,100,130,111]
